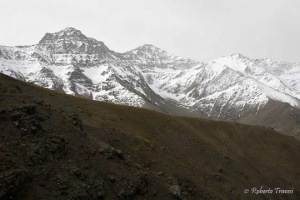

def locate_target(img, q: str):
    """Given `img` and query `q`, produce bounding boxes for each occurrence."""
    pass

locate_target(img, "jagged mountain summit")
[37,27,119,62]
[122,44,199,70]
[1,27,300,138]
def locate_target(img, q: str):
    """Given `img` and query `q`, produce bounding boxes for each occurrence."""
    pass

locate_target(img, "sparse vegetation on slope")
[0,73,300,200]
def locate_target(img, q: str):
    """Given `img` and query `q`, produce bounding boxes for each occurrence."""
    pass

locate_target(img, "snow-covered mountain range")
[1,27,300,137]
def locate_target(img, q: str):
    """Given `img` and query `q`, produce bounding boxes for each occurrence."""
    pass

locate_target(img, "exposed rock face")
[38,27,112,56]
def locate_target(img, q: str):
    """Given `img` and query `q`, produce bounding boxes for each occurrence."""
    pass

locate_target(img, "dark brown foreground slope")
[239,99,300,139]
[0,73,300,200]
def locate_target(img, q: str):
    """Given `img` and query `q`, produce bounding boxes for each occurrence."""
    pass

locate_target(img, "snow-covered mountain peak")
[215,53,251,64]
[1,27,300,129]
[124,44,166,57]
[121,44,199,70]
[35,27,114,58]
[62,27,82,33]
[137,44,187,60]
[39,27,88,45]
[54,27,86,37]
[210,53,252,74]
[140,44,159,49]
[56,27,86,39]
[229,53,249,59]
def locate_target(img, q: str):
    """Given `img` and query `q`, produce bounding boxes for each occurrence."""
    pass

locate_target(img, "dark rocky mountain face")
[1,73,300,200]
[38,27,111,56]
[1,27,300,139]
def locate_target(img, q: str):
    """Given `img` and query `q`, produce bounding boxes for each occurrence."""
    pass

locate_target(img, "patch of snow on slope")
[93,83,145,107]
[82,64,110,84]
[257,82,300,108]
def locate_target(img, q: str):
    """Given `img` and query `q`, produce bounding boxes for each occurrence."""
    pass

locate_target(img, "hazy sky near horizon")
[0,0,300,62]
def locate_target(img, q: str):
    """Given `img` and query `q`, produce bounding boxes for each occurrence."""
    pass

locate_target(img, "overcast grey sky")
[0,0,300,62]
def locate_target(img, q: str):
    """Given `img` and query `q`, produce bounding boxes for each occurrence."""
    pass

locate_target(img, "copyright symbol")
[244,189,249,194]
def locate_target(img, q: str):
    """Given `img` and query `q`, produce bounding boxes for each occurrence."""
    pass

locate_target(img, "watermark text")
[244,186,294,194]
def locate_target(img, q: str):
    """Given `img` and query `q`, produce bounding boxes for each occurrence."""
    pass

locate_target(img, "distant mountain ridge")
[1,27,300,138]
